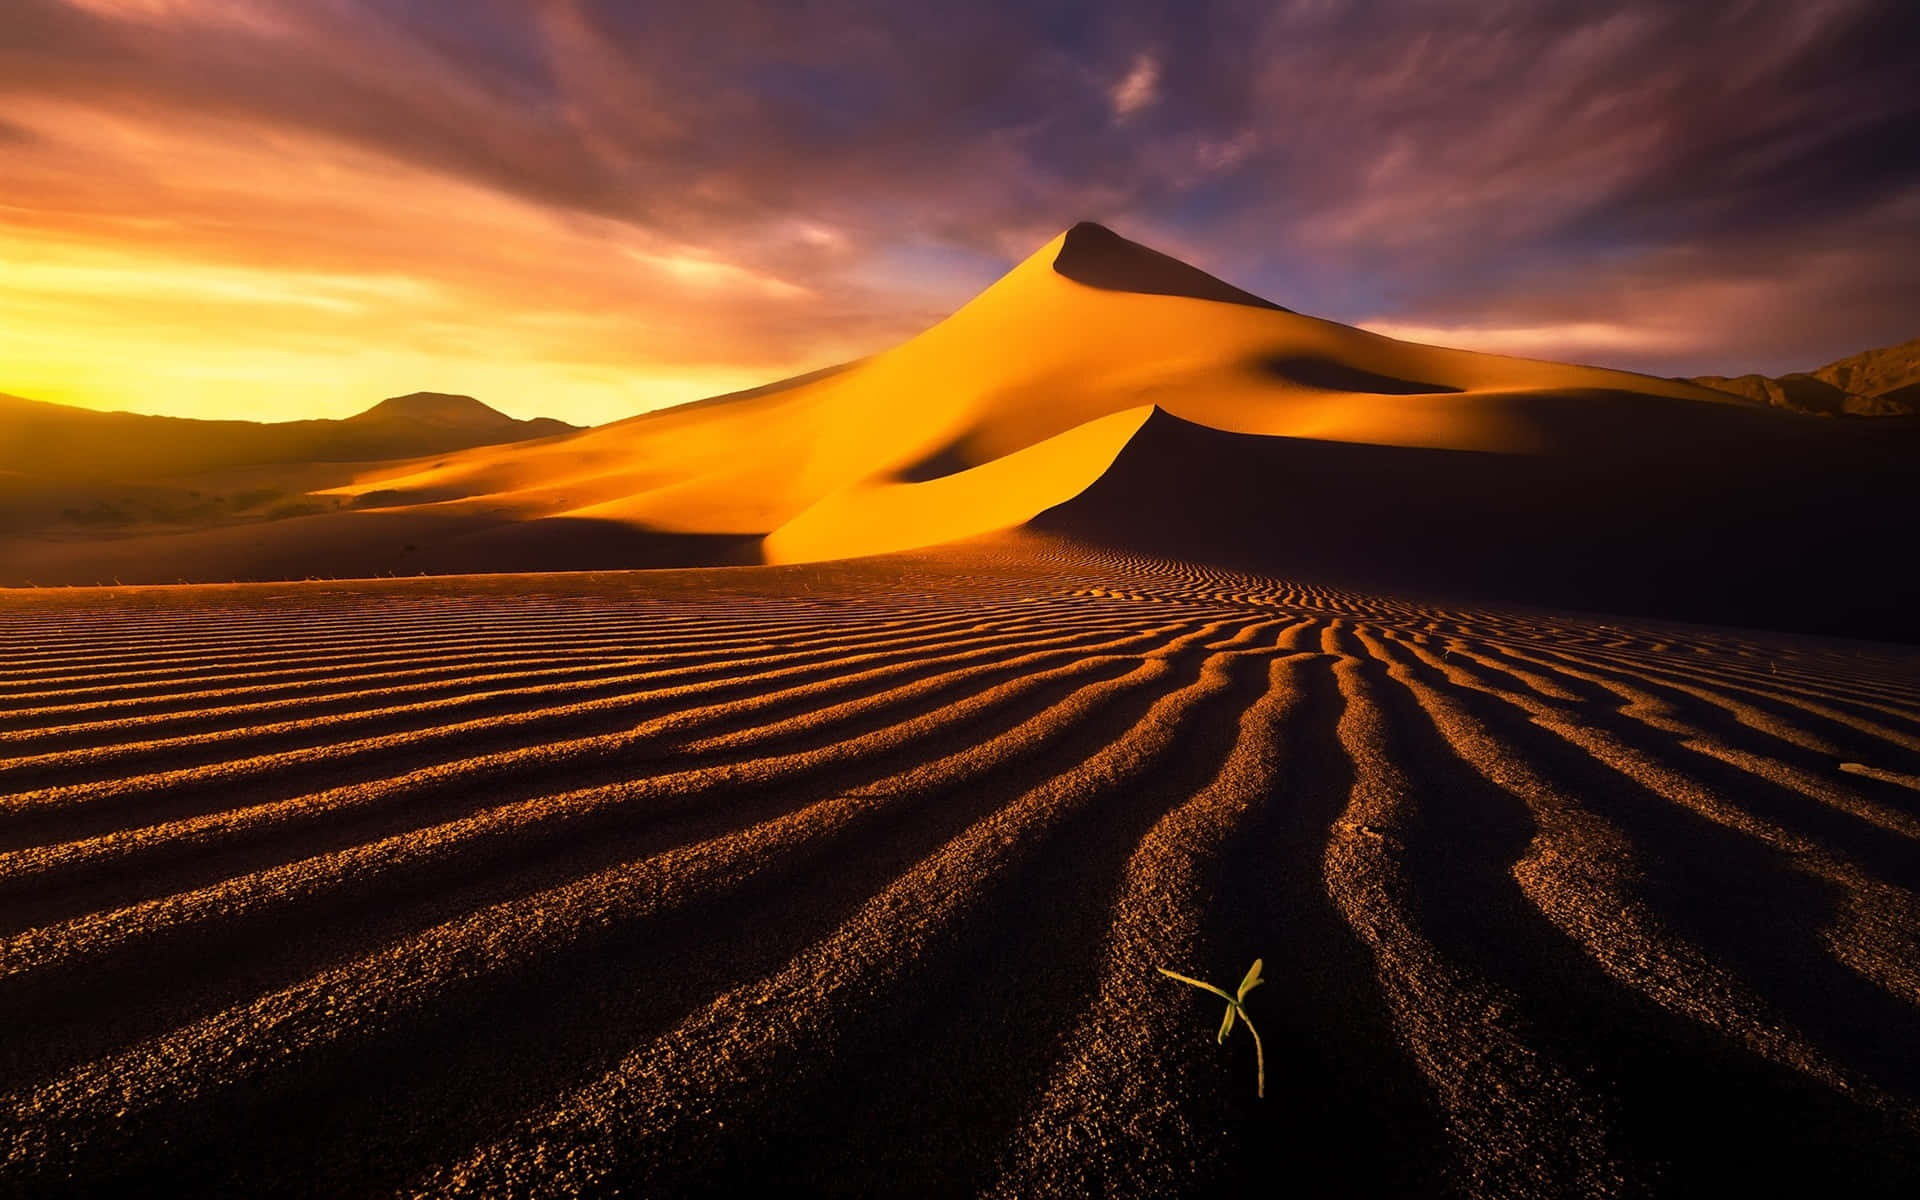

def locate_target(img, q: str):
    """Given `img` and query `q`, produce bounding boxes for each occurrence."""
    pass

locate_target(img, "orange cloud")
[5,0,1915,420]
[0,86,910,425]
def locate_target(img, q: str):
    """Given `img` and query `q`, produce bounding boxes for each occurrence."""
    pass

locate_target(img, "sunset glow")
[4,0,1915,424]
[0,88,893,423]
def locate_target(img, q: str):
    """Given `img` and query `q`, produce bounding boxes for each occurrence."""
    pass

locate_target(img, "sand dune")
[8,224,1912,647]
[315,222,1740,550]
[2,539,1918,1196]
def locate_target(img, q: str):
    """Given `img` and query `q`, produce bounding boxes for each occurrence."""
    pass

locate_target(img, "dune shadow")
[1052,222,1289,312]
[1255,354,1461,394]
[891,438,976,483]
[347,486,471,509]
[0,510,763,586]
[1033,405,1920,642]
[425,517,762,573]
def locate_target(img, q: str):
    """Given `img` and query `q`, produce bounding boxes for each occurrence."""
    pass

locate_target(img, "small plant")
[1158,958,1266,1098]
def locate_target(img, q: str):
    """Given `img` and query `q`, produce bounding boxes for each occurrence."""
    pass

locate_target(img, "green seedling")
[1158,958,1266,1098]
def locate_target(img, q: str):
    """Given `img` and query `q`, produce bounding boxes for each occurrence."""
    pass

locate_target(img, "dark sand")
[3,536,1919,1196]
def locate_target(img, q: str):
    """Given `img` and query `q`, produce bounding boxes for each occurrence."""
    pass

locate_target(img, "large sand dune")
[311,221,1744,556]
[3,539,1919,1196]
[12,223,1912,643]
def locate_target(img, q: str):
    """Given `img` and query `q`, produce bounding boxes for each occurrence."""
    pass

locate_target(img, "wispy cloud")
[1110,52,1161,119]
[1360,321,1701,363]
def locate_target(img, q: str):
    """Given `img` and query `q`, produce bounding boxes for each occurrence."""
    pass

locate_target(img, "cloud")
[1362,182,1920,377]
[1110,52,1160,119]
[1359,321,1701,363]
[0,0,1915,422]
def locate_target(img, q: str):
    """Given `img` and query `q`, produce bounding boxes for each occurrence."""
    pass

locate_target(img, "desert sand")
[4,226,1920,1196]
[1,540,1919,1196]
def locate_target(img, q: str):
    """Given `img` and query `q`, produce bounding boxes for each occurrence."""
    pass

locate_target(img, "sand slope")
[2,540,1918,1196]
[1036,406,1920,641]
[6,224,1914,644]
[314,222,1737,556]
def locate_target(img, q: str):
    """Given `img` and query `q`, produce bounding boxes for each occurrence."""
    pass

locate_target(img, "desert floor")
[3,536,1919,1196]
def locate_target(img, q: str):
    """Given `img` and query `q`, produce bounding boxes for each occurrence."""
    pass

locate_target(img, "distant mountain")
[0,391,581,480]
[1689,337,1920,416]
[350,392,579,436]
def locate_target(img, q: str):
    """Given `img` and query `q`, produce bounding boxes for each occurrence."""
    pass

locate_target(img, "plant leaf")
[1237,959,1264,1001]
[1161,958,1268,1098]
[1157,967,1238,1007]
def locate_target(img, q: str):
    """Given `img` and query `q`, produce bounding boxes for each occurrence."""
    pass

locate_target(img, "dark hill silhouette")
[1690,336,1920,416]
[0,391,580,480]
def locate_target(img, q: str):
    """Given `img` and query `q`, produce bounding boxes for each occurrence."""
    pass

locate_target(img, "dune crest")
[1050,221,1291,311]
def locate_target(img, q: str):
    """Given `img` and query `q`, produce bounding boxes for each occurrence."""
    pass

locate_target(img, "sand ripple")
[3,540,1918,1196]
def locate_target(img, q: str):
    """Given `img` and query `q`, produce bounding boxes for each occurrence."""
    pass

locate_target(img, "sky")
[3,0,1916,426]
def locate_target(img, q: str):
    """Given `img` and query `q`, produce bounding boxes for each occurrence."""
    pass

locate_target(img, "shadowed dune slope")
[1050,220,1292,310]
[2,542,1919,1197]
[1033,407,1920,642]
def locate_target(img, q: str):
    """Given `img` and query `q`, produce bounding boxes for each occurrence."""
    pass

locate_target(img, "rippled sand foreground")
[3,538,1919,1196]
